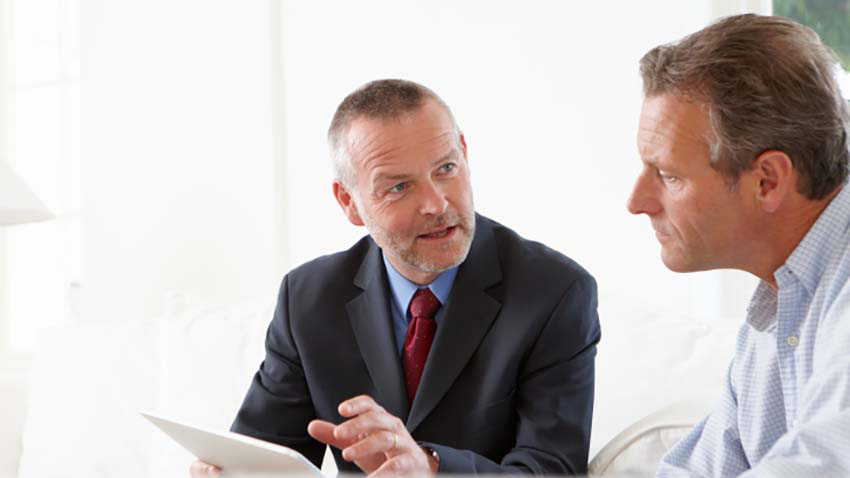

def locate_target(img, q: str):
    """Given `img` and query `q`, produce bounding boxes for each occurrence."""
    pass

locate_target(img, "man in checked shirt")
[628,14,850,478]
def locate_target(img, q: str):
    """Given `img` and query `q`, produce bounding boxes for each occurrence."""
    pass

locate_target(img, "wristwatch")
[421,445,440,472]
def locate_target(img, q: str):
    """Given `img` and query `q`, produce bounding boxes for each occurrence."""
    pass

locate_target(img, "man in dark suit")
[191,79,599,476]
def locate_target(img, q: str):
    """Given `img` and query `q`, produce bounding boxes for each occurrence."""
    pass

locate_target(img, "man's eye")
[389,183,407,193]
[439,163,456,174]
[658,171,678,184]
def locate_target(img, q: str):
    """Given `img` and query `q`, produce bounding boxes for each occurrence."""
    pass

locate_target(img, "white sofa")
[3,294,739,477]
[0,357,29,478]
[588,397,717,477]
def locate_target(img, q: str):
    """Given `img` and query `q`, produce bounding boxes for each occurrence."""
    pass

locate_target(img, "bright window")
[774,0,850,98]
[1,0,81,355]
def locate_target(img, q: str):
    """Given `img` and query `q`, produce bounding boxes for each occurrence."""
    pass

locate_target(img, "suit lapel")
[406,215,503,433]
[347,242,410,421]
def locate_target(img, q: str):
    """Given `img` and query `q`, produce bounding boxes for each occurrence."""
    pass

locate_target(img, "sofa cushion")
[148,295,273,477]
[17,319,157,478]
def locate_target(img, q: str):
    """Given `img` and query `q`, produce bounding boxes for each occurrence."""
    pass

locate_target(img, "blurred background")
[1,0,848,477]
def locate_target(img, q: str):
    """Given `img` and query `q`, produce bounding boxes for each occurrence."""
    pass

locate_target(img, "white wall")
[75,0,282,324]
[3,0,285,349]
[1,0,72,352]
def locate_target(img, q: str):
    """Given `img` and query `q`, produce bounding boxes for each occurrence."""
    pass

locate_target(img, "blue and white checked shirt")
[659,183,850,477]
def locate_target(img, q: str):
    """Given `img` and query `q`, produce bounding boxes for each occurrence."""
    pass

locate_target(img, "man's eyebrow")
[640,155,659,167]
[371,149,461,186]
[433,149,459,165]
[642,155,683,175]
[373,171,409,184]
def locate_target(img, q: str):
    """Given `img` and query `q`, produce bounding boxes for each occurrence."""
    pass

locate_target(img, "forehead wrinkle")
[357,128,457,171]
[640,116,709,163]
[637,121,667,164]
[347,128,402,171]
[361,143,406,172]
[643,98,710,142]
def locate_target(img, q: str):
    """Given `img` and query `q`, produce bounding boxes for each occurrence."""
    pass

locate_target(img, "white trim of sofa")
[589,396,715,476]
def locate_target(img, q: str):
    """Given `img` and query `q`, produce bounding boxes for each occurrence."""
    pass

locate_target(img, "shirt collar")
[382,252,459,319]
[746,182,850,331]
[779,183,850,295]
[746,279,778,332]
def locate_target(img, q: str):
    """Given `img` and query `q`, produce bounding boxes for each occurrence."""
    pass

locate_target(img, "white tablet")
[142,412,323,477]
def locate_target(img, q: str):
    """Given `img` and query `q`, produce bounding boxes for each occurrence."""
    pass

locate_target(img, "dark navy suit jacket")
[232,214,600,474]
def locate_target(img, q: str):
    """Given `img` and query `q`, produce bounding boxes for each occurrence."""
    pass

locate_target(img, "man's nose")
[627,172,661,216]
[418,181,449,216]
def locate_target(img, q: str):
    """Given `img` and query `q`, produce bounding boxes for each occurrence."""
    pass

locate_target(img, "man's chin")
[409,242,471,274]
[412,253,466,274]
[660,250,703,273]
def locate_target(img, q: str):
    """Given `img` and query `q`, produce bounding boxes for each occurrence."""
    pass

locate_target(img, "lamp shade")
[0,160,54,226]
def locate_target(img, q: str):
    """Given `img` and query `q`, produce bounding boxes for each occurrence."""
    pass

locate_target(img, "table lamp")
[0,160,53,226]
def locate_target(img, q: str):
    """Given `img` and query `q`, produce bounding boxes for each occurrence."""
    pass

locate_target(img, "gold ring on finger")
[391,432,399,451]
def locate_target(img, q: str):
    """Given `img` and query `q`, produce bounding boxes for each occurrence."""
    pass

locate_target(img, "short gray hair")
[640,14,850,199]
[327,79,460,188]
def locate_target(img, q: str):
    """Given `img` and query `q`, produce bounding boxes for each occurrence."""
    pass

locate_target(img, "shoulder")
[282,235,374,298]
[482,215,596,292]
[478,216,600,358]
[810,235,850,351]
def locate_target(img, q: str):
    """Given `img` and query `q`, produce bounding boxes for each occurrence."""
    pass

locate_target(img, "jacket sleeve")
[421,274,601,475]
[230,275,326,468]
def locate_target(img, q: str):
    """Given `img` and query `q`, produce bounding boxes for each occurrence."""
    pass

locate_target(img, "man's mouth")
[651,222,670,238]
[418,225,456,239]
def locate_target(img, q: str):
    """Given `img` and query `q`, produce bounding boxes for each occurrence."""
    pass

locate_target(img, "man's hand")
[189,460,220,477]
[308,395,438,477]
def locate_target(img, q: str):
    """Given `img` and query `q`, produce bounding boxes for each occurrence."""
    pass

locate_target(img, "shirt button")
[787,335,799,347]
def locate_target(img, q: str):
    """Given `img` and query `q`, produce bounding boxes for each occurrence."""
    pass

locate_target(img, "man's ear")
[459,132,468,161]
[333,180,365,226]
[752,150,794,213]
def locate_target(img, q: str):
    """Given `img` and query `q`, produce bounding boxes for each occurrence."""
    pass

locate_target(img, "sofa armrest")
[0,355,30,478]
[589,397,714,477]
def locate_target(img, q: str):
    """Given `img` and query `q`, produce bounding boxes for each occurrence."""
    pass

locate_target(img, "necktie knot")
[409,288,440,320]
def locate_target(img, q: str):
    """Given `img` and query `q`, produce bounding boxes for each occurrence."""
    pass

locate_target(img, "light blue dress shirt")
[382,252,459,355]
[659,183,850,477]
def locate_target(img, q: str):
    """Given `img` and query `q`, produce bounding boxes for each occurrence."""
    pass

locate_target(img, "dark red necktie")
[402,288,440,403]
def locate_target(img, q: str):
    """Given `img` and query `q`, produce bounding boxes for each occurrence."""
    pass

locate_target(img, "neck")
[751,186,841,289]
[386,256,440,286]
[405,272,440,286]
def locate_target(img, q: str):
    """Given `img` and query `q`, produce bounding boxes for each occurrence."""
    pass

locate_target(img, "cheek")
[369,193,406,218]
[376,201,418,232]
[369,200,390,218]
[449,174,474,203]
[663,196,701,239]
[673,194,732,244]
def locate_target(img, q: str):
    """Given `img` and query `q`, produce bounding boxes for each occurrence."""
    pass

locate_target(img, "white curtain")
[2,0,284,354]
